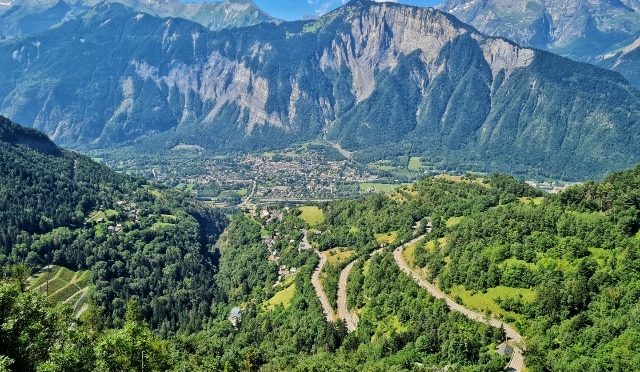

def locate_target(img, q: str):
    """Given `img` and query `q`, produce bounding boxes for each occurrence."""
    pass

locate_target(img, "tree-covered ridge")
[0,117,228,334]
[0,115,138,248]
[311,174,541,254]
[407,166,640,370]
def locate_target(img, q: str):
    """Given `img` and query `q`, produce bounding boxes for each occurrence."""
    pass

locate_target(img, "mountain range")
[441,0,640,87]
[2,0,640,179]
[1,0,640,180]
[0,0,275,39]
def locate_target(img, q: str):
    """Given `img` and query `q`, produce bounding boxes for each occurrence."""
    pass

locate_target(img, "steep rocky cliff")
[601,35,640,87]
[1,0,640,178]
[441,0,640,86]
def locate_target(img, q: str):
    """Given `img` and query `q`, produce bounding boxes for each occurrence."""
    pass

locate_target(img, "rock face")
[107,0,276,31]
[182,0,275,31]
[0,0,275,39]
[441,0,640,86]
[0,0,80,38]
[601,35,640,88]
[1,0,640,179]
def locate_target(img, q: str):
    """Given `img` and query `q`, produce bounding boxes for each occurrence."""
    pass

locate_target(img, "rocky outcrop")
[601,35,640,88]
[441,0,640,86]
[442,0,640,59]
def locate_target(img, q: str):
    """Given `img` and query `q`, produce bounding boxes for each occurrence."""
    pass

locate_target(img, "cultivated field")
[299,206,325,226]
[29,265,93,318]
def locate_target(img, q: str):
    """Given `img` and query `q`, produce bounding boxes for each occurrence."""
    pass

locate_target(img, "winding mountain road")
[312,249,336,322]
[337,260,359,332]
[393,236,525,372]
[312,235,525,370]
[336,248,385,332]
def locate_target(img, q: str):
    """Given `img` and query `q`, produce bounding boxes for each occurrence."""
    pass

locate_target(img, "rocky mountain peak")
[0,0,275,39]
[440,0,640,87]
[441,0,640,60]
[318,0,533,101]
[1,1,639,179]
[191,0,275,31]
[621,0,640,11]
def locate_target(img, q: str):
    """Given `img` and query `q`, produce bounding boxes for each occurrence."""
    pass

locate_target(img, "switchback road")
[393,237,525,372]
[337,260,359,332]
[312,250,336,322]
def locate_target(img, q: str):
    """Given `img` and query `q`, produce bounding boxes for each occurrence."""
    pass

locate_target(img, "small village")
[85,198,174,235]
[94,145,384,204]
[258,207,317,286]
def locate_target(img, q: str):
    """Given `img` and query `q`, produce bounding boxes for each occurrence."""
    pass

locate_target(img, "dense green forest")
[0,244,505,371]
[5,116,640,370]
[407,168,640,370]
[0,116,137,248]
[0,116,228,334]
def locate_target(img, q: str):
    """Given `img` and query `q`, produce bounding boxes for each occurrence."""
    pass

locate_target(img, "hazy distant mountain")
[0,0,15,11]
[441,0,640,86]
[172,0,276,31]
[601,35,640,88]
[108,0,276,30]
[0,0,82,38]
[0,0,275,39]
[1,0,640,179]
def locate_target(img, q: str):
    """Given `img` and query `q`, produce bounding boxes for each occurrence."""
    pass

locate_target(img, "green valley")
[1,0,640,370]
[4,116,640,369]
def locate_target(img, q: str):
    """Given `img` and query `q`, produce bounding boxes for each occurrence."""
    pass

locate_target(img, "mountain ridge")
[0,115,61,155]
[0,115,228,334]
[1,0,640,179]
[440,0,640,87]
[0,0,276,39]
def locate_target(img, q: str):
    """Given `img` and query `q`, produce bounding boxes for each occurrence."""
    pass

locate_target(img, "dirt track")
[337,260,359,331]
[393,237,525,372]
[311,250,336,321]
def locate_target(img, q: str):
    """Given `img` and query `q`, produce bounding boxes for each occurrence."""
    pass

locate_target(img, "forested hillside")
[0,116,144,246]
[0,210,507,371]
[0,167,534,370]
[201,169,640,370]
[404,169,640,370]
[4,114,640,370]
[0,116,228,334]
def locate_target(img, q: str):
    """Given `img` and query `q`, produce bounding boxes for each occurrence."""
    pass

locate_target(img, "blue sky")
[252,0,442,21]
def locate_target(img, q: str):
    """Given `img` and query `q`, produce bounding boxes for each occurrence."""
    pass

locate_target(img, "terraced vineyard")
[28,265,93,318]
